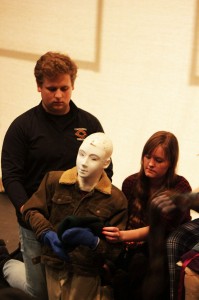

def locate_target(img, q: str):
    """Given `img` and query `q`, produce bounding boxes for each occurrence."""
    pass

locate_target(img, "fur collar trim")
[59,167,112,195]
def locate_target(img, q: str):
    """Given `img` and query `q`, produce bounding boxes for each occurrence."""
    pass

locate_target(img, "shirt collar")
[59,167,112,195]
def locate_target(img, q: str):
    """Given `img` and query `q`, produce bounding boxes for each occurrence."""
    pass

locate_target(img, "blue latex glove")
[62,227,99,250]
[41,230,69,260]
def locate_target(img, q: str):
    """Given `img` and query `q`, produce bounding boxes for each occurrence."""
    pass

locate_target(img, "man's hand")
[151,192,199,214]
[41,230,69,260]
[62,227,99,250]
[151,193,177,214]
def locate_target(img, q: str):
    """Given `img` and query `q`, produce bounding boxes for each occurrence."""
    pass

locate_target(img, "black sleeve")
[1,118,29,211]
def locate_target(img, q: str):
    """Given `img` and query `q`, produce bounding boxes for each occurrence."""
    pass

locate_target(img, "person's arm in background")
[151,192,199,215]
[149,176,192,229]
[149,176,192,234]
[1,118,29,213]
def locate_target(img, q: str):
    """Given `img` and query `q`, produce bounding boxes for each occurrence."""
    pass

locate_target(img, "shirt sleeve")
[1,118,29,211]
[22,172,53,239]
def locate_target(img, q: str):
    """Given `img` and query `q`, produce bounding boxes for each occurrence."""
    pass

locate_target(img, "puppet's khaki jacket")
[23,167,128,275]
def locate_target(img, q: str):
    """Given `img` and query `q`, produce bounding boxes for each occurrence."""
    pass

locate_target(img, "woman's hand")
[102,226,124,243]
[102,226,149,243]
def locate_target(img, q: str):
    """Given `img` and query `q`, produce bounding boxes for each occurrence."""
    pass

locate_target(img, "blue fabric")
[41,231,69,260]
[62,227,99,250]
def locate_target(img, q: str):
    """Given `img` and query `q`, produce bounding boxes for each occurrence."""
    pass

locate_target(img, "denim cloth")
[3,259,27,293]
[19,226,48,299]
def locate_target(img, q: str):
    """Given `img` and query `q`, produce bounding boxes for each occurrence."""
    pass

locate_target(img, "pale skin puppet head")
[76,132,113,191]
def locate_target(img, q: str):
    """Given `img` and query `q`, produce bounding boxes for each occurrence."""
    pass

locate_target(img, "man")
[22,132,128,300]
[1,52,113,298]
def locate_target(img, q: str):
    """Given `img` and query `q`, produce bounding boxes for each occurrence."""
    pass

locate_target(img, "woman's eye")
[155,158,163,163]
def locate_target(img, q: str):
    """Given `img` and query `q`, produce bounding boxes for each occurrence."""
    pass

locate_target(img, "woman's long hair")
[127,131,179,230]
[136,130,179,206]
[141,131,179,300]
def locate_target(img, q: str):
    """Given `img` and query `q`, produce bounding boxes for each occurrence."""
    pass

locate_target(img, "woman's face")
[143,145,170,179]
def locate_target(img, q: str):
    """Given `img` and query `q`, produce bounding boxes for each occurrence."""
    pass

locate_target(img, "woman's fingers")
[102,227,121,242]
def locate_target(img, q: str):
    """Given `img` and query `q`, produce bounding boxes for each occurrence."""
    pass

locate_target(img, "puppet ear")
[103,158,111,169]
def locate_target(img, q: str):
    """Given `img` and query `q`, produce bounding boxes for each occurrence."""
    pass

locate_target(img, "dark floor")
[0,192,19,253]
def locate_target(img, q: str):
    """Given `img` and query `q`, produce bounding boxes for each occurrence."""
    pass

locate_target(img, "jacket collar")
[59,167,112,195]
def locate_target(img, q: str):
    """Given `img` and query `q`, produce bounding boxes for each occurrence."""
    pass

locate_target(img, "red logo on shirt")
[74,128,87,140]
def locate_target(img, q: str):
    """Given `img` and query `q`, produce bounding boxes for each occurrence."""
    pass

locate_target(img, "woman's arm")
[102,226,149,243]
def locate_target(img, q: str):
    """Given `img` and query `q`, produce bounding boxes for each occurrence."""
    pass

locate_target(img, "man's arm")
[151,192,199,214]
[1,120,29,211]
[22,172,53,238]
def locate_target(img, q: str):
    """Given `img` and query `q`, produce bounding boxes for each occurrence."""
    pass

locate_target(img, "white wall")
[1,0,199,190]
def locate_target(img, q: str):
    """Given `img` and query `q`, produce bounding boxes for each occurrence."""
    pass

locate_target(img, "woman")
[103,131,192,300]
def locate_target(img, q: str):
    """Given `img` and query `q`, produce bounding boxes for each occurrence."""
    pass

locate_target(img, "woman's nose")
[149,158,155,166]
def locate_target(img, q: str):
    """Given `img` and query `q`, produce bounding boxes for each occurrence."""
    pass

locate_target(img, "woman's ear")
[103,158,111,169]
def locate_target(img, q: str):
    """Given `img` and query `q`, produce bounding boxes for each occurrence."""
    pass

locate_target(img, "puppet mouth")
[79,169,87,174]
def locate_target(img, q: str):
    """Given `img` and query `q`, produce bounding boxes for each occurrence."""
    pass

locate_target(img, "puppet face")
[76,139,110,179]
